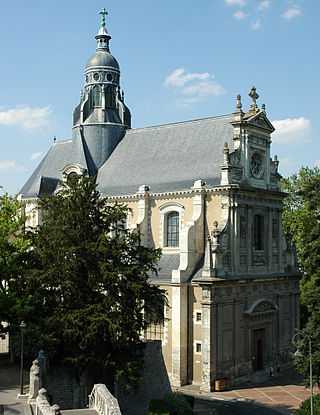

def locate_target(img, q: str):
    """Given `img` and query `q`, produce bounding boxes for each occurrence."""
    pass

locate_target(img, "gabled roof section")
[19,137,89,198]
[97,114,235,196]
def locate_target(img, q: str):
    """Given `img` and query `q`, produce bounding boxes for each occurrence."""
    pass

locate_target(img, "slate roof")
[19,113,235,198]
[97,114,235,196]
[149,254,180,284]
[19,137,89,197]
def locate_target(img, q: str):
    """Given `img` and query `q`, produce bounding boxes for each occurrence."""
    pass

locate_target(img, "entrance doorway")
[252,329,264,371]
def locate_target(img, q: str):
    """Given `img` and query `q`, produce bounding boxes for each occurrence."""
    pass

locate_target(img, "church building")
[19,11,301,391]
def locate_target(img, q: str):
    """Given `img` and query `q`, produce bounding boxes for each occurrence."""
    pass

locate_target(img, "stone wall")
[116,341,171,415]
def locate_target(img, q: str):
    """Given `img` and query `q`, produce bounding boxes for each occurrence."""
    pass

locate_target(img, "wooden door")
[252,329,264,371]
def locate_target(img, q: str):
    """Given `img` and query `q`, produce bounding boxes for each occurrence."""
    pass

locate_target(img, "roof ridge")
[129,114,234,133]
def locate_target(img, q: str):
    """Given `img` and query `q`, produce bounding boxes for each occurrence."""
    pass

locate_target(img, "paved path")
[179,367,319,414]
[0,389,25,415]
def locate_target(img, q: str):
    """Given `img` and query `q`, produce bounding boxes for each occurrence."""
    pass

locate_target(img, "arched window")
[253,214,264,250]
[92,85,101,107]
[166,211,179,247]
[105,85,114,108]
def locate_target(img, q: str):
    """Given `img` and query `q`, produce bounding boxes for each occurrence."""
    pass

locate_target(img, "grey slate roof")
[19,137,89,198]
[149,254,180,284]
[96,114,234,196]
[19,113,235,198]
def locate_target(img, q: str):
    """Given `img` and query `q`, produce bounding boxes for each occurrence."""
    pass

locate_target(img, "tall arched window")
[166,211,179,247]
[92,85,101,107]
[105,85,114,108]
[253,214,264,250]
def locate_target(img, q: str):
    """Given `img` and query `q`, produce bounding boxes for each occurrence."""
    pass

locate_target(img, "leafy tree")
[282,167,320,383]
[281,167,320,323]
[0,188,30,342]
[25,175,166,389]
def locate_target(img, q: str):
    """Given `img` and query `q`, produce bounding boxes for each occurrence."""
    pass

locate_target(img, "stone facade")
[19,12,301,394]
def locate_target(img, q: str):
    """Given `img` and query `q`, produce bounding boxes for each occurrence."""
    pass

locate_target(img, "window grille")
[166,211,179,247]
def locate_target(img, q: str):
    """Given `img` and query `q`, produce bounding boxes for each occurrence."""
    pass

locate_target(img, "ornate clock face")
[250,152,263,178]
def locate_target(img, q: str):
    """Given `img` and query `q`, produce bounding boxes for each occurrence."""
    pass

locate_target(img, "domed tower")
[72,9,131,175]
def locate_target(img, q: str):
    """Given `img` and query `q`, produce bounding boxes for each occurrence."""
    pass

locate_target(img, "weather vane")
[99,8,108,27]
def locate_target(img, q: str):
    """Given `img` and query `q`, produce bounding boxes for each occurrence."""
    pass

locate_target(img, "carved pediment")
[245,112,275,133]
[244,298,278,315]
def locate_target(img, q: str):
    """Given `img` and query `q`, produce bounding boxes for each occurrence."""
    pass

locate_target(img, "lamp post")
[19,321,26,396]
[292,331,313,415]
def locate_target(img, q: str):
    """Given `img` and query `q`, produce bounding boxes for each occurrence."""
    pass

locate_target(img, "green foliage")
[149,399,170,415]
[149,393,192,415]
[281,167,320,322]
[282,167,320,384]
[295,393,320,415]
[0,188,31,340]
[23,175,166,388]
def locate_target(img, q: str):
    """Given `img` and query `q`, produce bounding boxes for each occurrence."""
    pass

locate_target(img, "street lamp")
[292,331,313,415]
[19,321,26,396]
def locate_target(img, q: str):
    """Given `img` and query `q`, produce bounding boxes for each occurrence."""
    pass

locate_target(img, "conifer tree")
[26,175,166,388]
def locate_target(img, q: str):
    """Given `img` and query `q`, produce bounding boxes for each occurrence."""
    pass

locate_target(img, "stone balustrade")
[89,384,121,415]
[36,388,61,415]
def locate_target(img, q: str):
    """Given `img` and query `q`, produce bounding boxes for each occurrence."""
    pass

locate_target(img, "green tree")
[0,188,30,341]
[282,167,320,384]
[25,175,166,389]
[281,167,320,323]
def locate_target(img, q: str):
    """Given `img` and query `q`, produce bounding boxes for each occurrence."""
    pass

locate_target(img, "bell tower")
[72,9,131,175]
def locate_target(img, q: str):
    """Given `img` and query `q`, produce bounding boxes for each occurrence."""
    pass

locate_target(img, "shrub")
[295,394,320,415]
[149,393,192,415]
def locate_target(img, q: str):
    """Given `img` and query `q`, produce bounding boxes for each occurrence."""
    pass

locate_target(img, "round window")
[106,73,113,82]
[93,73,100,81]
[250,152,263,178]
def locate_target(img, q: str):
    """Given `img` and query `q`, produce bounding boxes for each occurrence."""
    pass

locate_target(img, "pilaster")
[200,285,213,392]
[170,283,188,387]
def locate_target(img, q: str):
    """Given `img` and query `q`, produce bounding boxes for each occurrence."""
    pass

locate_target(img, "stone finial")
[201,237,215,279]
[38,388,47,399]
[261,103,266,114]
[248,85,259,112]
[223,142,229,165]
[80,90,83,101]
[121,90,125,102]
[53,135,56,142]
[236,94,242,110]
[274,154,279,171]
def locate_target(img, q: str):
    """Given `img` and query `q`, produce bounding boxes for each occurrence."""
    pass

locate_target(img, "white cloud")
[314,160,320,167]
[30,151,43,160]
[258,0,271,10]
[224,0,246,6]
[251,19,262,30]
[164,68,225,106]
[0,160,26,172]
[272,117,311,144]
[233,10,248,20]
[0,105,52,131]
[164,69,210,88]
[281,6,301,20]
[182,81,225,97]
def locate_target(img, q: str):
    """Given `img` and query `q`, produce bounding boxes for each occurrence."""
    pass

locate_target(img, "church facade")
[19,12,301,391]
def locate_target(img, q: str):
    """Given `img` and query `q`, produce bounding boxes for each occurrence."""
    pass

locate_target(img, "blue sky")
[0,0,318,195]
